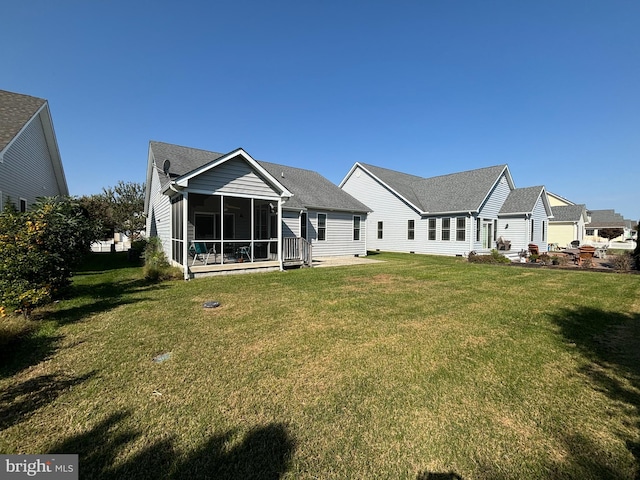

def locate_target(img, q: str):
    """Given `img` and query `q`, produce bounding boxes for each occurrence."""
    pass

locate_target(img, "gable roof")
[0,89,47,153]
[0,89,68,195]
[546,191,575,206]
[259,161,370,212]
[346,163,513,214]
[147,141,370,213]
[550,204,587,222]
[499,186,551,217]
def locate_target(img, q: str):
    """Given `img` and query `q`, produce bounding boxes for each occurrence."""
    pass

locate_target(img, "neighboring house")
[0,89,68,211]
[144,141,370,278]
[585,209,627,243]
[340,163,551,257]
[546,191,575,208]
[548,204,588,248]
[623,219,638,241]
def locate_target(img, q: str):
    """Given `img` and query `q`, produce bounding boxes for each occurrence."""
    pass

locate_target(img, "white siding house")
[341,162,552,257]
[0,89,68,211]
[144,142,369,278]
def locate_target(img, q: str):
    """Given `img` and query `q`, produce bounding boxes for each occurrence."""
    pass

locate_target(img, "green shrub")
[0,197,100,317]
[538,253,551,265]
[468,249,511,264]
[143,237,182,281]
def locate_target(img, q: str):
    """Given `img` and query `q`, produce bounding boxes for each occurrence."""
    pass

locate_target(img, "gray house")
[340,162,551,257]
[0,89,68,211]
[144,141,370,278]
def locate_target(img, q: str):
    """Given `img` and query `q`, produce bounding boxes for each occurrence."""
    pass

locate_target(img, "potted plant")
[529,253,539,263]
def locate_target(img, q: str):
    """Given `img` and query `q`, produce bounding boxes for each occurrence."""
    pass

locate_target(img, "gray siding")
[342,166,477,256]
[146,166,172,260]
[342,165,420,253]
[188,156,280,199]
[309,210,367,257]
[0,115,62,209]
[473,173,512,250]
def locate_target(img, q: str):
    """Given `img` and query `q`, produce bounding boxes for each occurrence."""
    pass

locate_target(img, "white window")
[317,213,327,241]
[377,221,383,239]
[428,218,436,240]
[442,218,451,241]
[353,216,361,241]
[408,219,415,240]
[456,217,466,241]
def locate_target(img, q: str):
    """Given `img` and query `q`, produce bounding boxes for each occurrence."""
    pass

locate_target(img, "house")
[144,141,370,278]
[340,162,552,257]
[585,209,627,243]
[0,89,68,211]
[548,204,589,248]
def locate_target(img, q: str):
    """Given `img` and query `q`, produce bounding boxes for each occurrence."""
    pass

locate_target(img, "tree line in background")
[0,181,144,317]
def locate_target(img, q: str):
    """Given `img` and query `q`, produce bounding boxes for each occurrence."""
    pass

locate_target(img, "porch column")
[220,195,225,265]
[278,198,283,271]
[182,192,189,280]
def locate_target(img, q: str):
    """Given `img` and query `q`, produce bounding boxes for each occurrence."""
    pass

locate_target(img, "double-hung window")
[317,213,327,241]
[428,218,436,240]
[456,217,466,241]
[407,220,415,240]
[377,221,383,239]
[442,218,451,241]
[353,216,361,241]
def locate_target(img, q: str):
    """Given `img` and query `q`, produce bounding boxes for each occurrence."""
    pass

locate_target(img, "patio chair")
[570,240,580,249]
[190,241,215,266]
[496,236,511,251]
[576,245,596,266]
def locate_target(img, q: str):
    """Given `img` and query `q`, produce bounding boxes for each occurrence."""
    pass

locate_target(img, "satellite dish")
[162,159,171,176]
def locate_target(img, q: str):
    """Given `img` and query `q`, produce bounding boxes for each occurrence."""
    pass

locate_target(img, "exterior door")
[482,221,493,249]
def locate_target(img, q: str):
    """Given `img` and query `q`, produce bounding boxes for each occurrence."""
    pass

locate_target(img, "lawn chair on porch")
[496,236,511,251]
[189,241,216,266]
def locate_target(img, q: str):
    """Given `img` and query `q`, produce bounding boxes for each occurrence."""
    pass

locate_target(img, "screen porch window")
[353,216,361,241]
[456,217,466,241]
[428,218,436,240]
[317,213,327,241]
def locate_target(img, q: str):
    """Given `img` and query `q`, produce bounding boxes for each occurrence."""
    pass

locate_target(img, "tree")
[0,197,101,317]
[80,181,145,240]
[597,228,624,242]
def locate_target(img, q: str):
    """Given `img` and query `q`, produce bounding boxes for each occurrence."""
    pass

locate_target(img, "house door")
[482,221,493,249]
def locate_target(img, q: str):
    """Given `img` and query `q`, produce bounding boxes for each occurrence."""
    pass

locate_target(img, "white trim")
[174,148,294,198]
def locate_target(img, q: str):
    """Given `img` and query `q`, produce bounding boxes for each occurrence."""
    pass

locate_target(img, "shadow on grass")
[49,412,296,479]
[417,472,464,479]
[550,306,640,479]
[0,253,167,378]
[74,252,142,275]
[0,370,95,430]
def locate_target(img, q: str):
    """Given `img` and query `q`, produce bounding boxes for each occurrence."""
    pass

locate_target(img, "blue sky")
[3,0,639,220]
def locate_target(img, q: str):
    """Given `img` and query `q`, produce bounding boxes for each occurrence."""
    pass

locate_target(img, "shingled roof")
[0,89,47,152]
[551,204,587,222]
[355,163,511,214]
[587,209,625,228]
[499,186,546,215]
[149,141,369,212]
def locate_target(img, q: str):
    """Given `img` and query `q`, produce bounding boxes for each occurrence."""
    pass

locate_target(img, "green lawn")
[1,252,639,479]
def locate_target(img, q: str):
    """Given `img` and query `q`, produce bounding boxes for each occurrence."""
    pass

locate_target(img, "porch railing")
[283,237,312,267]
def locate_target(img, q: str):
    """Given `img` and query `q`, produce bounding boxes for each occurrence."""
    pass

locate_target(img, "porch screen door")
[171,195,184,264]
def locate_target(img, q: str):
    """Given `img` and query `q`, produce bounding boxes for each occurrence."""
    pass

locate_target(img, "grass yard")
[1,252,640,479]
